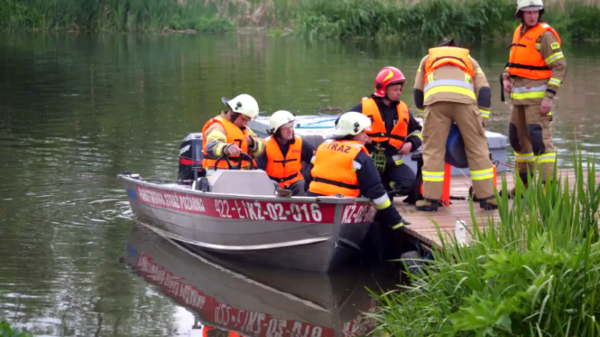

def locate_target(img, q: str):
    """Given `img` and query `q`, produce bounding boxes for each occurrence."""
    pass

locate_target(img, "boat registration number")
[136,186,376,224]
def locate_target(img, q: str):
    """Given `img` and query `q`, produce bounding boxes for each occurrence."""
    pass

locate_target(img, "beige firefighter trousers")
[422,102,495,201]
[509,105,556,181]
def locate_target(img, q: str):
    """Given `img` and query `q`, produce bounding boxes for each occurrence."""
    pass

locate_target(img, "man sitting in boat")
[307,111,411,230]
[201,94,266,176]
[255,110,316,196]
[348,66,423,204]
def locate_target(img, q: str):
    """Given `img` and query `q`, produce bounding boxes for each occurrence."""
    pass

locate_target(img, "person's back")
[307,112,410,228]
[308,111,411,264]
[413,40,496,212]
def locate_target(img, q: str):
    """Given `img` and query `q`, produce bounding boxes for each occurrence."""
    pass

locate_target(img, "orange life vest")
[361,97,410,148]
[423,47,474,82]
[264,135,303,188]
[201,116,250,170]
[507,23,561,80]
[202,326,242,337]
[309,140,368,197]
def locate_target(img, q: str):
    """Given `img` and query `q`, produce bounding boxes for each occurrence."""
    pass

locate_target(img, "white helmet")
[333,112,372,138]
[221,94,259,119]
[516,0,544,17]
[268,110,295,134]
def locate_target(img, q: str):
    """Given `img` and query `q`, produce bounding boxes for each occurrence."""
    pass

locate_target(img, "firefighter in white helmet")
[255,110,316,196]
[308,112,410,228]
[201,94,266,176]
[308,112,411,263]
[501,0,567,197]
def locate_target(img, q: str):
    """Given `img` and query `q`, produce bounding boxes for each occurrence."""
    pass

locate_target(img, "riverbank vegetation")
[0,0,599,40]
[0,321,31,337]
[371,154,600,336]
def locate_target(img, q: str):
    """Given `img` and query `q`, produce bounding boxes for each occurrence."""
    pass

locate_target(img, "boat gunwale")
[118,173,375,205]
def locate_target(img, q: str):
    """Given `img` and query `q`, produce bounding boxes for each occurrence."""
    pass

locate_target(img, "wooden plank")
[394,168,599,249]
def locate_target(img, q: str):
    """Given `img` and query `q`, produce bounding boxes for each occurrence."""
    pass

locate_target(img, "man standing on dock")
[413,39,497,211]
[201,94,266,177]
[349,66,423,204]
[501,0,567,197]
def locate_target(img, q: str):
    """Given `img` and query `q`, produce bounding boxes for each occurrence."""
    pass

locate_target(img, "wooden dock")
[393,168,599,249]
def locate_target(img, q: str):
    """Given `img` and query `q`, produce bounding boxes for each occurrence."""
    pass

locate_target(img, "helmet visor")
[521,6,543,11]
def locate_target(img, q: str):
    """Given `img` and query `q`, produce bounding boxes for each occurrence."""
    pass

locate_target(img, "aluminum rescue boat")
[118,144,378,272]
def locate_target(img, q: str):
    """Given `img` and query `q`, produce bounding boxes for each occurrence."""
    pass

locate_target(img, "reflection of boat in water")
[121,224,398,337]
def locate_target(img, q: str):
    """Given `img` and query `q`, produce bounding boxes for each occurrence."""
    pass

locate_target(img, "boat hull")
[119,174,378,272]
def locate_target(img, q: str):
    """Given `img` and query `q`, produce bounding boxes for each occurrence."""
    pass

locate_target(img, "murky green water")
[0,32,599,336]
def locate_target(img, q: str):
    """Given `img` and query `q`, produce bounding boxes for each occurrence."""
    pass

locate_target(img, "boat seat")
[208,170,277,196]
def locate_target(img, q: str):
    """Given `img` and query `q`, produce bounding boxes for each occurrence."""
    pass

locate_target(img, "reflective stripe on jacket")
[423,47,476,104]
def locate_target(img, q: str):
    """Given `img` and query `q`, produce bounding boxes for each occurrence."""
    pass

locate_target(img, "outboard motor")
[177,133,206,184]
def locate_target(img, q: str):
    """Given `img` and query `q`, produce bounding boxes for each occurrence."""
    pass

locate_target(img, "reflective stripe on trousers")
[514,152,535,163]
[536,152,556,164]
[423,170,444,182]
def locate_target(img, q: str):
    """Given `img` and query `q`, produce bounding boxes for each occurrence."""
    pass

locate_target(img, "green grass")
[369,152,600,336]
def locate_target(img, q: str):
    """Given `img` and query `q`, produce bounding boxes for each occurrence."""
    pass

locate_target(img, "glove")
[370,150,386,174]
[377,206,411,230]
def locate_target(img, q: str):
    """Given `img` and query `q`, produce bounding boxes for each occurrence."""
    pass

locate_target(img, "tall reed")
[0,0,598,39]
[370,152,600,336]
[295,0,600,41]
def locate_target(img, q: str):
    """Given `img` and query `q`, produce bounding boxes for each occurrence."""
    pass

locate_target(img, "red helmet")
[374,66,406,97]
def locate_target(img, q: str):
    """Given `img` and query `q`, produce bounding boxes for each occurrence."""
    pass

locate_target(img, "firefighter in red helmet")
[348,66,423,204]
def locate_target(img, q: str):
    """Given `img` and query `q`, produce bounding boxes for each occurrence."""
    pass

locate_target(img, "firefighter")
[201,94,266,176]
[413,39,497,211]
[307,111,410,229]
[255,110,315,196]
[349,66,423,203]
[501,0,566,197]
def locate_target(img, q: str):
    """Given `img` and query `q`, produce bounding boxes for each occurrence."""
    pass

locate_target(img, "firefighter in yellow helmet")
[255,110,316,196]
[201,94,266,177]
[501,0,566,197]
[413,39,497,211]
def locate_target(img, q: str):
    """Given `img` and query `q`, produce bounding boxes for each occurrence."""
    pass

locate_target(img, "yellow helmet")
[516,0,544,18]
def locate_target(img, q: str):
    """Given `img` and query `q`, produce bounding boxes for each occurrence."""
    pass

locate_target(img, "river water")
[0,32,598,336]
